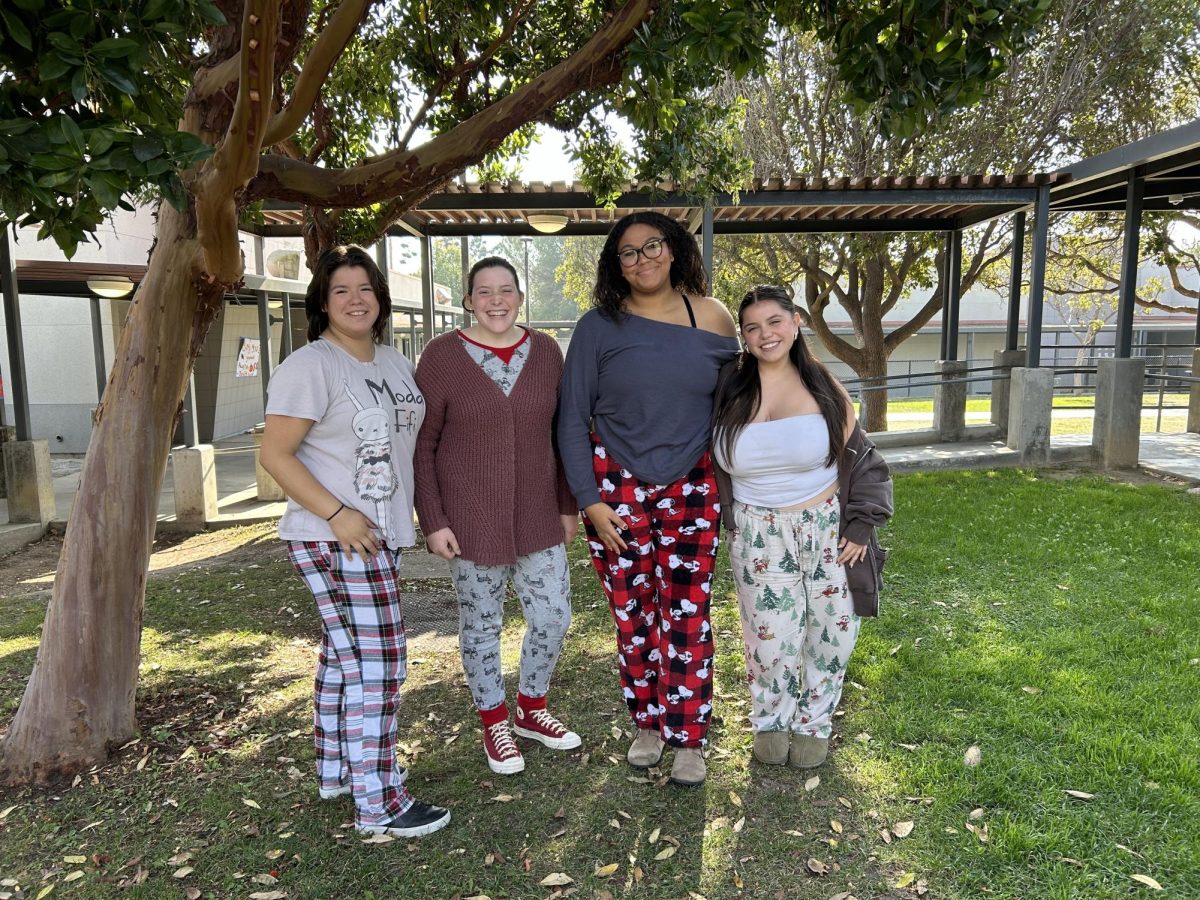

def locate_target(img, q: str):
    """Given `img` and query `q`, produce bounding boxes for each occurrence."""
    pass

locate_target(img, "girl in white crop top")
[711,285,865,772]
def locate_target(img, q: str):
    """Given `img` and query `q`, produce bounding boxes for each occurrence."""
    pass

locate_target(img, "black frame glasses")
[617,238,666,268]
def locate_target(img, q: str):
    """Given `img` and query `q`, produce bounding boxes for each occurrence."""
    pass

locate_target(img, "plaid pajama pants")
[583,439,721,749]
[287,541,412,826]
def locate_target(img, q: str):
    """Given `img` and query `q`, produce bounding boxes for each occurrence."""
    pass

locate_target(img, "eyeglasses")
[617,238,666,268]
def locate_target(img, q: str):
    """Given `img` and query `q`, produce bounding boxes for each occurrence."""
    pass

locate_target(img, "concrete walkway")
[3,430,1199,556]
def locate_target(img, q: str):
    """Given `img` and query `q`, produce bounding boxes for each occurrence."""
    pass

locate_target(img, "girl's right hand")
[426,527,462,561]
[330,506,380,560]
[583,502,628,553]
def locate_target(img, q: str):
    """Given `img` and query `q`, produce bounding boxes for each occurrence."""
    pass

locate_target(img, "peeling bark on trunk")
[0,204,224,783]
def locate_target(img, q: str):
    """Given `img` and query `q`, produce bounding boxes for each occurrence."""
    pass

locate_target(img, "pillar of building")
[1006,366,1053,464]
[990,348,1025,431]
[933,360,968,441]
[1093,358,1145,468]
[1188,348,1200,435]
[172,444,218,529]
[0,424,15,498]
[2,439,55,524]
[252,428,286,501]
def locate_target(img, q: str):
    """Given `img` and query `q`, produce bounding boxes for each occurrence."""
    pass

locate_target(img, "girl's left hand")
[837,537,868,567]
[561,513,580,544]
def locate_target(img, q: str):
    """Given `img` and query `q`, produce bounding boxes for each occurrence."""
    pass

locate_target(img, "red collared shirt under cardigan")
[413,328,578,566]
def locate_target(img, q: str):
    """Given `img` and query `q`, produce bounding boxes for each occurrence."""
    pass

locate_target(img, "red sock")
[517,692,546,713]
[479,701,509,727]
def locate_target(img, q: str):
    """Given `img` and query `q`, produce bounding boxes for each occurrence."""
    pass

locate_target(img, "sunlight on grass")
[1,472,1197,897]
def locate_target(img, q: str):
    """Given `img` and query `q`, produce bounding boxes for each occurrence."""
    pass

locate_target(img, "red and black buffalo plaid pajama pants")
[583,438,721,749]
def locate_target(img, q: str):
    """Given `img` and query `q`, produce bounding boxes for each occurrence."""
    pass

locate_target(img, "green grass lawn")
[882,394,1189,415]
[1,472,1198,898]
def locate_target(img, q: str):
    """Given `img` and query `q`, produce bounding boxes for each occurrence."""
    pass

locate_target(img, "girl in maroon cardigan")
[414,256,581,776]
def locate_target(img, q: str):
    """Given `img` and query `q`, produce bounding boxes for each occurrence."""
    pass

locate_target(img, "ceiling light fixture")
[86,275,135,299]
[527,214,569,234]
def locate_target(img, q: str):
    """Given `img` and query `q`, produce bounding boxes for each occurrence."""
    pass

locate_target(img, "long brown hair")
[714,285,848,471]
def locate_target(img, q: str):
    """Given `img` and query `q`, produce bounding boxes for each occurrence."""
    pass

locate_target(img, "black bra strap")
[681,294,697,328]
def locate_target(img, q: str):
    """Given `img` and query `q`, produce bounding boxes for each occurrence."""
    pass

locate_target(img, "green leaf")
[99,65,139,96]
[92,37,142,58]
[61,117,85,155]
[0,8,33,50]
[132,135,164,162]
[38,52,73,81]
[70,67,89,102]
[160,171,187,211]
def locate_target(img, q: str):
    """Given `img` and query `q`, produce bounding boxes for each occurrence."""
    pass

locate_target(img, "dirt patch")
[0,522,286,600]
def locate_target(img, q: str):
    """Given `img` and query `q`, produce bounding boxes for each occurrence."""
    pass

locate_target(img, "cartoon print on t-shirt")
[345,380,398,541]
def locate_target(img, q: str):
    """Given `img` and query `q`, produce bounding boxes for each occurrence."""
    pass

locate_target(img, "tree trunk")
[0,203,223,784]
[857,348,890,433]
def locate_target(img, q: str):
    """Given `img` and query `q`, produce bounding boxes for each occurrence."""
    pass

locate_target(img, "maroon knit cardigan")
[413,329,578,566]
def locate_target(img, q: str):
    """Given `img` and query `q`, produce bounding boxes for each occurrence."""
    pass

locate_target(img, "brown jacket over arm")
[711,359,894,617]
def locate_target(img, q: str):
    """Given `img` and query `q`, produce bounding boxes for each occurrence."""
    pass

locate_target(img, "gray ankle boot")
[752,731,789,765]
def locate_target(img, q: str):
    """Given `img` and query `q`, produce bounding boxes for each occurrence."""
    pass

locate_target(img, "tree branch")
[195,0,280,284]
[248,0,654,208]
[262,0,372,147]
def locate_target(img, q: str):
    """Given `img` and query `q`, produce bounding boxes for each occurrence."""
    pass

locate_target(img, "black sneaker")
[357,800,450,838]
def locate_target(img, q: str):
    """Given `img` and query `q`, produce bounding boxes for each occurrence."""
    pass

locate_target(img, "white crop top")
[713,414,838,508]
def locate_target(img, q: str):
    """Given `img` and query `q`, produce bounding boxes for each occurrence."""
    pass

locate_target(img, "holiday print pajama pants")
[287,541,412,827]
[583,438,720,749]
[448,544,572,712]
[729,497,860,739]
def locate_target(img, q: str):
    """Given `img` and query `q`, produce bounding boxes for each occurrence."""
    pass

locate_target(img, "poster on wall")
[235,337,261,377]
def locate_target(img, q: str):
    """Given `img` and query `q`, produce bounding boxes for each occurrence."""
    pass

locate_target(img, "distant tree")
[718,0,1200,430]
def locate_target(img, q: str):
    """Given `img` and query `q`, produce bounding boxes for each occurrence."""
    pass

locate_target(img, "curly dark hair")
[305,245,393,344]
[592,211,708,321]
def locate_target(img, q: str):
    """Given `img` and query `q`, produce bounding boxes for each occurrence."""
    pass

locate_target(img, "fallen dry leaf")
[265,849,285,860]
[1130,874,1163,890]
[804,775,820,792]
[729,791,743,808]
[1064,790,1095,801]
[167,852,192,866]
[837,796,852,809]
[1021,685,1042,694]
[829,820,843,834]
[594,863,619,878]
[62,856,87,865]
[895,872,916,889]
[806,858,829,876]
[491,794,515,803]
[248,892,288,900]
[733,817,745,833]
[964,745,982,767]
[968,808,985,821]
[654,846,677,861]
[829,892,857,900]
[62,872,84,884]
[538,873,573,887]
[35,887,55,899]
[242,798,262,810]
[360,834,395,844]
[250,874,277,885]
[185,888,202,900]
[0,805,17,820]
[878,828,893,844]
[892,821,915,838]
[172,867,194,879]
[648,827,661,844]
[889,644,901,656]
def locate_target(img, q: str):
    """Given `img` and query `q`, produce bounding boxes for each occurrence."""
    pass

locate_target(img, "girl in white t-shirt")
[260,245,449,839]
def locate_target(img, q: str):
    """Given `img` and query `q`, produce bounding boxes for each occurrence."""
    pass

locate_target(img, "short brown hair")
[305,245,393,343]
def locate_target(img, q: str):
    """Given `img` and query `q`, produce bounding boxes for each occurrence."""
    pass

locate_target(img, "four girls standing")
[266,233,890,840]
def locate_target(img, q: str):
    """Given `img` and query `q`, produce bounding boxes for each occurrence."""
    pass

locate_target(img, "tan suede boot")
[669,748,706,786]
[752,731,790,765]
[788,733,829,769]
[627,729,665,768]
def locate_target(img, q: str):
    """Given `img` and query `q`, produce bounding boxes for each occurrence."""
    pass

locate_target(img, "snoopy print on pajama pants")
[583,437,720,749]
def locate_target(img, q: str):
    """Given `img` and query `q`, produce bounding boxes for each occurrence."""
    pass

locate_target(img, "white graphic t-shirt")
[266,339,425,549]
